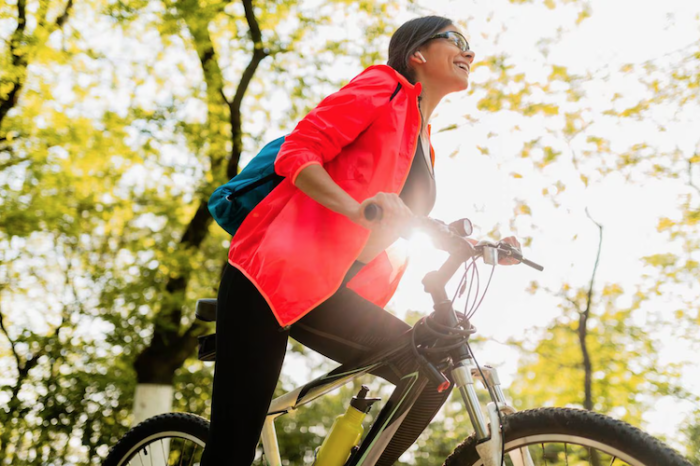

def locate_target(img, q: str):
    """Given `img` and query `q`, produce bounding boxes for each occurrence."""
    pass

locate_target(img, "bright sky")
[286,0,700,450]
[376,0,700,447]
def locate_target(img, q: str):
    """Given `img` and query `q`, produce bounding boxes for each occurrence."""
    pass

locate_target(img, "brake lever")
[474,241,499,266]
[495,242,544,271]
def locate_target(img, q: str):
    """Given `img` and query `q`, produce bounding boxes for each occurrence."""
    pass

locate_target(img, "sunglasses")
[424,31,470,53]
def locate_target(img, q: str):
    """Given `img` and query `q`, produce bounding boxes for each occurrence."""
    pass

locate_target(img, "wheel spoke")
[160,439,167,465]
[179,438,187,466]
[187,443,197,466]
[541,442,547,466]
[495,439,645,466]
[445,408,685,466]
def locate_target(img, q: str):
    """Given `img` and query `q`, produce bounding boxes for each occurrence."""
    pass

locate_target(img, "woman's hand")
[353,192,413,236]
[497,236,522,266]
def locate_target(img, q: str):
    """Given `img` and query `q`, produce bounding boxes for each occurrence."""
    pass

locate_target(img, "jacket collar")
[363,64,422,97]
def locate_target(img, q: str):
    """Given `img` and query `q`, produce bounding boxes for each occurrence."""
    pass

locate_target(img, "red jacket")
[228,64,432,326]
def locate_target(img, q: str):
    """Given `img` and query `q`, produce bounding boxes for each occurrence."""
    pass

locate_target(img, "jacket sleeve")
[275,68,398,184]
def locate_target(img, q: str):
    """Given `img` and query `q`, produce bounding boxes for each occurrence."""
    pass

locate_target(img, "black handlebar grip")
[364,203,383,222]
[522,258,544,271]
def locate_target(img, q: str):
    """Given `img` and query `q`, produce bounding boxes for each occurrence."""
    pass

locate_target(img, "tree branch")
[227,0,269,179]
[563,295,582,313]
[0,304,22,374]
[53,0,74,31]
[0,156,30,172]
[688,157,700,196]
[0,0,73,130]
[583,208,603,321]
[0,0,28,127]
[14,0,27,43]
[241,0,262,44]
[579,207,603,413]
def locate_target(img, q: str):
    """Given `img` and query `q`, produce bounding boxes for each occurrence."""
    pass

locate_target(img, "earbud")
[415,51,427,63]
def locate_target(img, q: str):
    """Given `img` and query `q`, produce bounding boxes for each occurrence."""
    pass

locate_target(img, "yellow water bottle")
[314,385,380,466]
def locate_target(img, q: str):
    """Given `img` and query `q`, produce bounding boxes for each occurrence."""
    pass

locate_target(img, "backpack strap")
[390,82,402,101]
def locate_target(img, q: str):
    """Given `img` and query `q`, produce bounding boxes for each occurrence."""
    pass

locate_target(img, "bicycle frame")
[259,317,534,466]
[261,326,424,466]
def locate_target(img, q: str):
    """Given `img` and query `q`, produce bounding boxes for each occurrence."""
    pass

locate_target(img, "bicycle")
[104,211,692,466]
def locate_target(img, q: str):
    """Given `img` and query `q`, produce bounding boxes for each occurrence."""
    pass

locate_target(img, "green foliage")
[1,0,699,463]
[510,281,686,427]
[0,0,415,463]
[683,410,700,466]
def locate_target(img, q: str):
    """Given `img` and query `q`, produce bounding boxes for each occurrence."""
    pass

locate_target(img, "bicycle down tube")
[260,326,429,466]
[261,363,432,466]
[259,309,487,465]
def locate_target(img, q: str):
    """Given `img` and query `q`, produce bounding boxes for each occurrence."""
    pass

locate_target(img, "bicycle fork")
[451,362,535,466]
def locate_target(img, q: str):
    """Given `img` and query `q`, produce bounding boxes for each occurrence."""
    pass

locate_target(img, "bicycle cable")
[440,253,505,465]
[410,248,503,466]
[467,263,496,320]
[459,253,504,465]
[410,260,477,366]
[463,258,480,317]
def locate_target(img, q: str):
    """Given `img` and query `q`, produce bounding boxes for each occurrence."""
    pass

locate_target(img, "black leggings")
[200,264,450,466]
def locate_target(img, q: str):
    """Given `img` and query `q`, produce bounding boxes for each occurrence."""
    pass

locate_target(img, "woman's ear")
[414,51,427,63]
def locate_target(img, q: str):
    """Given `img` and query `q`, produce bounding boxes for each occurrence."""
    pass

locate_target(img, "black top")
[399,137,436,217]
[341,140,436,286]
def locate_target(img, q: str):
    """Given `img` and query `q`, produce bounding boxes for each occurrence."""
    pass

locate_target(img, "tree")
[460,7,700,449]
[104,0,416,422]
[0,0,415,462]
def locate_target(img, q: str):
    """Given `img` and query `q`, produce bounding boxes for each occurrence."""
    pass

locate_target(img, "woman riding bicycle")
[201,15,519,466]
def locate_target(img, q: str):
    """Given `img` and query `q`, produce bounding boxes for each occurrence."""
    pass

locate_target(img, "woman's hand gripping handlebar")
[363,203,544,271]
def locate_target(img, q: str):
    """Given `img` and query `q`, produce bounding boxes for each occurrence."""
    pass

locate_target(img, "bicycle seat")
[195,299,217,322]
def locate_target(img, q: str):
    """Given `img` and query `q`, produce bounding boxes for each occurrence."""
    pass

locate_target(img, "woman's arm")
[274,67,397,184]
[294,164,364,224]
[294,164,413,264]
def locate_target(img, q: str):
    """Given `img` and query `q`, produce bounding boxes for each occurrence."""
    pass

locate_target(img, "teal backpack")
[208,82,402,236]
[207,135,286,236]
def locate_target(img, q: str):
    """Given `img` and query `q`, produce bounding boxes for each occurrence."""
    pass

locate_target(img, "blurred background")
[0,0,698,464]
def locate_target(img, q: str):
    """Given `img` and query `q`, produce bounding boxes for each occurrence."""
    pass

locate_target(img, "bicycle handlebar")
[363,204,544,271]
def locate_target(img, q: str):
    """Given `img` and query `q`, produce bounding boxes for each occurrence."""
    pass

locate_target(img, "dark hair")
[387,16,454,85]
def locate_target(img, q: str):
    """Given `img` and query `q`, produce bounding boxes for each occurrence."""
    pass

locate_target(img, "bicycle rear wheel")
[443,408,691,466]
[103,412,209,466]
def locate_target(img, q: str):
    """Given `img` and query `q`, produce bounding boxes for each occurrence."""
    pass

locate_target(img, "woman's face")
[415,25,475,93]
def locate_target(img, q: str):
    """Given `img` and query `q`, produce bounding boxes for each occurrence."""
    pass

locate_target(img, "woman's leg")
[201,265,289,466]
[290,287,451,466]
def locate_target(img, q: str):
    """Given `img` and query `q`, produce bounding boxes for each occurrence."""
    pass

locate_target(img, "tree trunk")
[579,208,602,412]
[131,0,268,422]
[579,209,603,466]
[133,384,175,424]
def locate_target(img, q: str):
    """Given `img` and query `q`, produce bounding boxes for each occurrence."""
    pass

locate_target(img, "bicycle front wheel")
[103,412,209,466]
[443,408,691,466]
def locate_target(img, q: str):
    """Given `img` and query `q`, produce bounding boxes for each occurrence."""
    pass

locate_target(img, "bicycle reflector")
[418,357,451,392]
